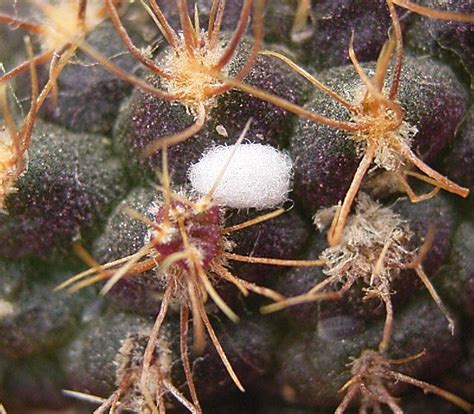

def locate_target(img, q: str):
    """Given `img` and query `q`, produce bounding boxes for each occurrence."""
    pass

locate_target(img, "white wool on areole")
[188,143,294,209]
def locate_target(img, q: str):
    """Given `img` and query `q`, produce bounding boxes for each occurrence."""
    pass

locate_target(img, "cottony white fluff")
[188,143,293,209]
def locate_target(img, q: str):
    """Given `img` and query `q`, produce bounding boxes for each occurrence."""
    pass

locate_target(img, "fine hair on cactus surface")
[335,349,473,414]
[97,0,266,157]
[0,0,113,103]
[0,0,265,155]
[57,121,323,413]
[225,0,472,246]
[0,0,122,211]
[262,194,456,353]
[0,37,38,212]
[0,1,473,413]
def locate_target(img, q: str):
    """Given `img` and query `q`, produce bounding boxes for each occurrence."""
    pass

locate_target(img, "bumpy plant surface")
[0,1,473,413]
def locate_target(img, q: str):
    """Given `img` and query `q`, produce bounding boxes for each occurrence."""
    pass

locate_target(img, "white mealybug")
[188,143,293,209]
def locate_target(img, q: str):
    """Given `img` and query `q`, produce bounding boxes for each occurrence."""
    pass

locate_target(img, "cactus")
[0,1,473,413]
